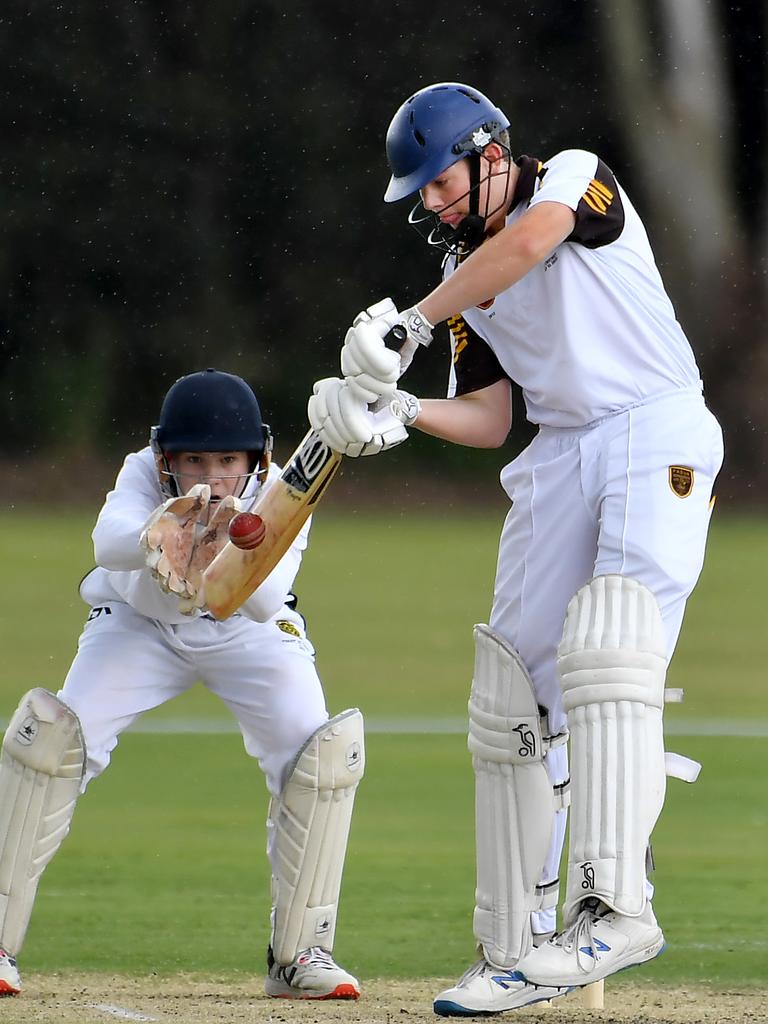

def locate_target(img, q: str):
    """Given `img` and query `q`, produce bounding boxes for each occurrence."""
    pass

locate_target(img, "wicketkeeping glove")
[140,484,212,598]
[178,494,244,615]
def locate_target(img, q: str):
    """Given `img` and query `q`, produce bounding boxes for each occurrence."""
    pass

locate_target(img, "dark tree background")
[1,1,765,504]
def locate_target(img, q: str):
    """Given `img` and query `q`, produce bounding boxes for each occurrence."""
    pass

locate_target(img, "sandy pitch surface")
[1,975,766,1024]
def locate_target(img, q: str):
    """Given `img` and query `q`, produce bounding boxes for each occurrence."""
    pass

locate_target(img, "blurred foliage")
[0,0,765,495]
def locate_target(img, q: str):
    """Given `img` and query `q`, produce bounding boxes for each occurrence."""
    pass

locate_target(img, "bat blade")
[203,430,342,619]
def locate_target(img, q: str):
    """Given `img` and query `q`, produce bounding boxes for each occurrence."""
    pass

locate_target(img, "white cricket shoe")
[518,899,665,987]
[433,957,571,1016]
[0,948,21,996]
[265,946,360,1000]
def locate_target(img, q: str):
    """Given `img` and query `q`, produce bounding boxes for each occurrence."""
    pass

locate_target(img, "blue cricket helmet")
[384,82,510,203]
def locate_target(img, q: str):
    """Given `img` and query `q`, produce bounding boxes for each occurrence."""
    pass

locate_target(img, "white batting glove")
[343,297,402,405]
[389,389,422,426]
[357,403,409,456]
[308,377,375,453]
[351,297,401,330]
[308,378,409,457]
[342,318,402,405]
[394,305,434,374]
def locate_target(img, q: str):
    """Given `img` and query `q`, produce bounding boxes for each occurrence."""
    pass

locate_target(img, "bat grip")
[383,323,408,351]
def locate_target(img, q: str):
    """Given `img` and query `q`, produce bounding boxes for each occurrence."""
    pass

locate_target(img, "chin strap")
[454,154,487,252]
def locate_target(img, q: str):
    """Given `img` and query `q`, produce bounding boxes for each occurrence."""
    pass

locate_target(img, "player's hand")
[308,377,375,453]
[140,483,211,598]
[351,297,401,331]
[341,301,434,400]
[392,305,435,374]
[182,494,244,611]
[308,378,409,457]
[389,388,422,426]
[342,314,402,405]
[359,400,410,456]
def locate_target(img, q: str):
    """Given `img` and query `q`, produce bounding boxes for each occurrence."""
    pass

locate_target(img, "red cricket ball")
[229,512,267,551]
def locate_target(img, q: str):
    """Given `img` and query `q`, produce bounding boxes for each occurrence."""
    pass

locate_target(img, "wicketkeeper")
[308,82,724,1014]
[0,368,362,1000]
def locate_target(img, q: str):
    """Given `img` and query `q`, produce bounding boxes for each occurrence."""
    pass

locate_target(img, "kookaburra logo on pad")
[513,724,536,758]
[581,862,596,890]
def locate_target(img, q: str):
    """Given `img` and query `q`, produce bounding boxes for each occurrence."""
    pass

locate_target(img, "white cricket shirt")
[446,149,702,427]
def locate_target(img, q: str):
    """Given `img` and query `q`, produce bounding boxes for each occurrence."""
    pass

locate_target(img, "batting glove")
[308,377,408,457]
[394,304,434,374]
[308,377,375,453]
[341,317,402,405]
[389,389,422,426]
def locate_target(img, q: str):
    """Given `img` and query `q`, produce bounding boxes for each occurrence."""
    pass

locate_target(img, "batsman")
[308,83,724,1014]
[0,368,362,999]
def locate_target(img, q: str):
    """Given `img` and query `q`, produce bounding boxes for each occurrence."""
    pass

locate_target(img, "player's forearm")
[418,202,576,326]
[413,381,512,449]
[92,511,146,570]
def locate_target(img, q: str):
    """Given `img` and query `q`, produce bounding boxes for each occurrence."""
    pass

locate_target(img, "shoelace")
[300,947,337,969]
[551,906,603,976]
[458,959,491,986]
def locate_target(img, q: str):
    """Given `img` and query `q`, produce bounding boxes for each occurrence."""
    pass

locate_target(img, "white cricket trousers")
[58,604,329,797]
[489,387,723,932]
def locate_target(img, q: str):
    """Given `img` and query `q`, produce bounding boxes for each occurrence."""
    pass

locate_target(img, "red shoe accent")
[0,981,20,997]
[320,983,360,1000]
[269,983,360,1001]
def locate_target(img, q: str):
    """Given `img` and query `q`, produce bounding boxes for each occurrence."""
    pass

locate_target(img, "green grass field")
[0,510,766,990]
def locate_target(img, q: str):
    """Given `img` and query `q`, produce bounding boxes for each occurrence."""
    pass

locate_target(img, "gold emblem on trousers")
[669,466,694,498]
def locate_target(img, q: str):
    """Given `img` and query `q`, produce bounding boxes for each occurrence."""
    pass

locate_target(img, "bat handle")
[383,323,408,351]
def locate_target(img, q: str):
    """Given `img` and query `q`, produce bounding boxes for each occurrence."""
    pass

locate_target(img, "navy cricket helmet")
[150,368,272,497]
[384,82,510,203]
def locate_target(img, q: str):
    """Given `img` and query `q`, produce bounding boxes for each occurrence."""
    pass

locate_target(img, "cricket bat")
[202,429,342,619]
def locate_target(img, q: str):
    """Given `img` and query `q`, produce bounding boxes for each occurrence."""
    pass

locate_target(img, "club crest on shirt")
[276,619,301,637]
[669,466,694,498]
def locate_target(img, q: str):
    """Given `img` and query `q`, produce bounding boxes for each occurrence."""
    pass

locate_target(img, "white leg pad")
[0,689,85,955]
[558,575,667,924]
[269,708,364,964]
[469,624,568,968]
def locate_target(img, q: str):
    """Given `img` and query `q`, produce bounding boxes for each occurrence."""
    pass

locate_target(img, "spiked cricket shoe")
[433,957,571,1016]
[0,948,21,996]
[265,946,360,999]
[518,900,665,987]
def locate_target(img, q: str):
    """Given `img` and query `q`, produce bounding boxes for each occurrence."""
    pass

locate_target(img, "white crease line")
[89,1005,158,1022]
[2,718,767,737]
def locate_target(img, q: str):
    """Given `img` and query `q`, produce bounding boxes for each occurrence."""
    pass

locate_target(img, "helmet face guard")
[150,431,272,500]
[405,149,512,256]
[150,368,272,498]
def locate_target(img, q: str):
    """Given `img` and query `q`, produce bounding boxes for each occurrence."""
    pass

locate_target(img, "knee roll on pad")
[558,575,667,923]
[269,708,364,964]
[0,688,85,955]
[469,624,568,968]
